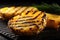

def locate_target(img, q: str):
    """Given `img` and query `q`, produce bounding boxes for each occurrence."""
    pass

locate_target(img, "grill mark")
[26,9,37,16]
[33,11,38,14]
[29,28,32,30]
[41,19,44,26]
[22,16,32,18]
[16,7,27,15]
[18,17,32,20]
[20,7,29,15]
[16,20,25,22]
[17,26,21,27]
[38,22,41,25]
[42,13,46,18]
[29,24,39,28]
[14,7,22,14]
[38,18,44,25]
[20,7,28,15]
[15,7,23,14]
[28,7,38,14]
[15,21,36,26]
[25,11,30,15]
[18,16,32,19]
[22,21,35,24]
[18,19,27,22]
[29,24,36,26]
[22,21,40,25]
[29,11,42,20]
[16,21,36,27]
[21,7,33,16]
[37,20,39,22]
[10,7,22,17]
[16,21,35,24]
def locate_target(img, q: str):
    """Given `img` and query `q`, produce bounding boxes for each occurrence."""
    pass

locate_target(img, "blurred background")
[0,0,60,5]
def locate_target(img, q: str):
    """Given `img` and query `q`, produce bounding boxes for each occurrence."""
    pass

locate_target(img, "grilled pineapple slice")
[0,6,38,20]
[8,11,47,35]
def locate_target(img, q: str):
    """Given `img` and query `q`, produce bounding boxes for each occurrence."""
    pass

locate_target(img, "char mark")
[20,7,28,15]
[26,11,30,15]
[33,11,38,14]
[29,11,42,20]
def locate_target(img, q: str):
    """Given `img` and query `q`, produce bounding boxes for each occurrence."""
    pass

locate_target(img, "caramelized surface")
[46,13,60,29]
[8,10,46,35]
